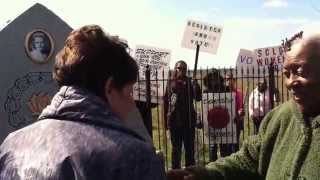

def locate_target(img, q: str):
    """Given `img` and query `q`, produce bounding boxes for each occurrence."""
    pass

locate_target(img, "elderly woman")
[167,34,320,180]
[0,25,165,179]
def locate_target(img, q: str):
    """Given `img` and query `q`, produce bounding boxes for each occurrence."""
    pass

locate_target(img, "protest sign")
[235,49,263,77]
[235,46,285,77]
[202,93,236,144]
[133,45,171,103]
[254,45,285,68]
[181,19,223,54]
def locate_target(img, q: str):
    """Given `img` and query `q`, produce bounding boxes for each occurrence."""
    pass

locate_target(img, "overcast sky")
[1,0,320,68]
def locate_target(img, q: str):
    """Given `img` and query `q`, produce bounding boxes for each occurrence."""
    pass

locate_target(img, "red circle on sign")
[207,106,230,129]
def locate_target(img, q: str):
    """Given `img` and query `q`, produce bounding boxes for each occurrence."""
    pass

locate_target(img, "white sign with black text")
[181,19,223,54]
[133,45,171,103]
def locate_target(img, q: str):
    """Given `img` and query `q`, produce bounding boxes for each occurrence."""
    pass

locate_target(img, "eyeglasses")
[175,66,186,70]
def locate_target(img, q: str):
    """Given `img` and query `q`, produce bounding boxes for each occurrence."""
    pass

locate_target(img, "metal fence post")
[145,65,153,139]
[269,62,275,109]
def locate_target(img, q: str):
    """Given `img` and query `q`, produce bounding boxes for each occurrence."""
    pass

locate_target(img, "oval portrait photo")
[25,29,54,64]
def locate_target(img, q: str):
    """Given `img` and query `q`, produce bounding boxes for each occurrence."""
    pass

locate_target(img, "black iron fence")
[134,64,289,170]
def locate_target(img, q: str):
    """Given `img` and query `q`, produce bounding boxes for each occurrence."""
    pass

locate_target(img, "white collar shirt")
[249,88,272,117]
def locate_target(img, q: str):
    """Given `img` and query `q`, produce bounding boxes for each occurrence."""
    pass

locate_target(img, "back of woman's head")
[53,25,138,98]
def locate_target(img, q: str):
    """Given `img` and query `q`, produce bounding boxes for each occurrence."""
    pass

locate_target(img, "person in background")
[225,73,245,151]
[0,25,165,180]
[202,69,232,161]
[167,33,320,180]
[248,78,272,133]
[163,60,201,169]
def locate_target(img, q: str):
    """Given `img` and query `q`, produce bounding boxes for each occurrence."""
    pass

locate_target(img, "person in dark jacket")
[163,60,201,169]
[0,25,165,180]
[202,69,232,161]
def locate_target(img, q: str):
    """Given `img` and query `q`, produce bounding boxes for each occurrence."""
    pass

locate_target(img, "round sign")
[207,106,230,129]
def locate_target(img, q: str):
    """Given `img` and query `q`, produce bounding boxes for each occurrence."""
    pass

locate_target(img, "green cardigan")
[191,100,320,180]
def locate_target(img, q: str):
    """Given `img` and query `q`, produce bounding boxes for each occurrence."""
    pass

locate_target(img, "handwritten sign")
[181,19,223,54]
[254,45,285,67]
[236,46,285,77]
[133,45,171,103]
[202,93,236,144]
[236,49,261,77]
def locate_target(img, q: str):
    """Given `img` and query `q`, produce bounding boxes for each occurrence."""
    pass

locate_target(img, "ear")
[104,77,114,98]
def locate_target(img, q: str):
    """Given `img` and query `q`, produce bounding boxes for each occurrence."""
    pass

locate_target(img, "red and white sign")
[202,93,236,144]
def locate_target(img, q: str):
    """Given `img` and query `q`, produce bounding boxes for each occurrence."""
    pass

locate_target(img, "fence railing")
[134,65,290,170]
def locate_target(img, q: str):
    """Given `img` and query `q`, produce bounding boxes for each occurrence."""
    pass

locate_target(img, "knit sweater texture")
[191,100,320,180]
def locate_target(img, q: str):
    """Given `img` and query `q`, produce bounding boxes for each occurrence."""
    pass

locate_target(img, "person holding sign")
[167,34,320,180]
[164,60,201,169]
[202,69,232,161]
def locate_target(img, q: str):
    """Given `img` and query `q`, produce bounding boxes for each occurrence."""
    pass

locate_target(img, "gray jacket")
[0,86,165,180]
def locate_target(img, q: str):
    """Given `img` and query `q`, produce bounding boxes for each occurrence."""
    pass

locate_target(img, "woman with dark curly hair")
[202,69,232,161]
